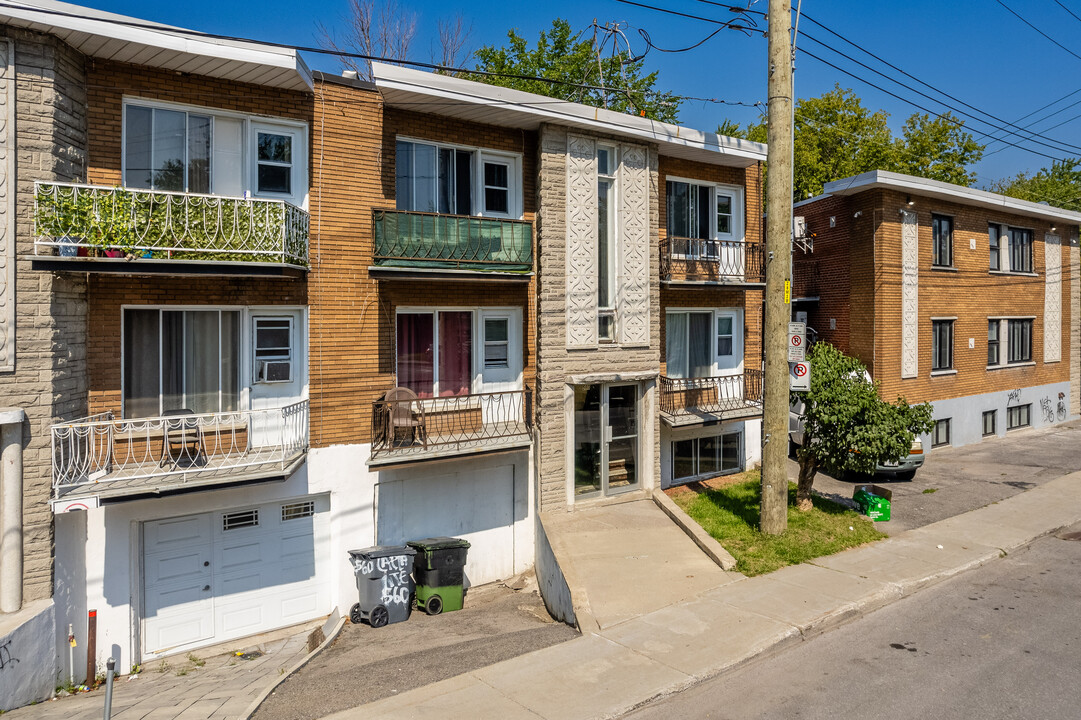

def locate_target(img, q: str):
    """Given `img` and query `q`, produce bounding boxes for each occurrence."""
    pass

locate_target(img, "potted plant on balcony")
[36,184,139,258]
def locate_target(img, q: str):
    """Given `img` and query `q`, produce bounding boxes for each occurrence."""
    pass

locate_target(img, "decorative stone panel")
[900,209,918,378]
[1044,232,1062,363]
[0,39,13,373]
[617,143,649,346]
[565,133,597,348]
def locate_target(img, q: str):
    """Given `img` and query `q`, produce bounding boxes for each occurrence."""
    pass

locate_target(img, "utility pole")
[761,0,794,535]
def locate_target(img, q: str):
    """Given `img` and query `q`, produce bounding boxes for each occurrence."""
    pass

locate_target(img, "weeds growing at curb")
[923,488,938,494]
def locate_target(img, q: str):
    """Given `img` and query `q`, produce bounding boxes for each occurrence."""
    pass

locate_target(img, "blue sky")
[83,0,1081,188]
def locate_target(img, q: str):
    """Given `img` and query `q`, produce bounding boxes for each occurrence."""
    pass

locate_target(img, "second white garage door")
[143,495,331,658]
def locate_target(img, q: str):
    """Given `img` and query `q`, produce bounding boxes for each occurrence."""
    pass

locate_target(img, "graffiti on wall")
[1007,388,1022,406]
[0,639,18,670]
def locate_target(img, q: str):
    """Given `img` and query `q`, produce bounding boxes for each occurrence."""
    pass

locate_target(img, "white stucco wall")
[0,600,57,711]
[51,443,535,673]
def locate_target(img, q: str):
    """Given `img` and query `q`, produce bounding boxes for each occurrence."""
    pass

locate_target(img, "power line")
[995,0,1081,63]
[628,1,1071,162]
[1054,0,1081,25]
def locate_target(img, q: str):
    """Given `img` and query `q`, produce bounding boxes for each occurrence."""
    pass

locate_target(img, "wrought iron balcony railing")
[51,401,309,497]
[372,209,533,272]
[34,182,309,267]
[659,370,764,419]
[660,237,765,284]
[370,389,532,460]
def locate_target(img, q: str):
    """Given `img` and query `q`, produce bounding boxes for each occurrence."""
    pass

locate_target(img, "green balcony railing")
[34,182,309,267]
[372,209,533,273]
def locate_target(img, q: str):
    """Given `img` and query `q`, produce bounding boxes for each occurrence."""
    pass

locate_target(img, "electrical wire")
[996,0,1081,64]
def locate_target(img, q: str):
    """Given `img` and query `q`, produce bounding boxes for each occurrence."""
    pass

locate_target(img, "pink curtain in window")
[396,313,434,397]
[438,311,472,396]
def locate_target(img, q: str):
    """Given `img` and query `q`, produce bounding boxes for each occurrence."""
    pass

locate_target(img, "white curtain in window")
[666,313,688,378]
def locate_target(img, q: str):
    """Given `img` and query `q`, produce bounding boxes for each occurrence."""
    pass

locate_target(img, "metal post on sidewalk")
[103,658,115,720]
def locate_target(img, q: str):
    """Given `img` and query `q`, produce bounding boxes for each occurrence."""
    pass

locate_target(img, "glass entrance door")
[574,383,639,498]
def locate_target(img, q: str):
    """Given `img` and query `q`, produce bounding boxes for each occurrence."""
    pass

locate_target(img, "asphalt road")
[626,522,1081,720]
[794,420,1081,534]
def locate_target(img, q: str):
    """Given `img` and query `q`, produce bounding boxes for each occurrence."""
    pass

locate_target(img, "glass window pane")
[597,148,610,176]
[484,343,509,369]
[722,433,740,469]
[485,188,509,214]
[717,316,734,357]
[598,181,611,307]
[484,162,508,188]
[187,115,211,194]
[574,385,603,495]
[184,311,220,414]
[258,164,291,194]
[717,194,732,234]
[485,318,508,342]
[123,309,160,418]
[608,384,637,438]
[220,311,239,412]
[455,150,473,215]
[258,133,291,163]
[437,311,472,396]
[413,143,437,213]
[699,435,721,476]
[396,141,414,211]
[666,313,689,378]
[396,313,434,397]
[161,311,183,413]
[673,439,697,480]
[152,108,186,192]
[696,185,711,240]
[667,181,689,238]
[688,313,712,377]
[124,105,153,189]
[438,148,454,215]
[608,436,637,490]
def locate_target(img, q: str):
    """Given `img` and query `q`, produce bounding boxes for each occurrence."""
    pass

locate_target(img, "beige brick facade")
[0,26,88,602]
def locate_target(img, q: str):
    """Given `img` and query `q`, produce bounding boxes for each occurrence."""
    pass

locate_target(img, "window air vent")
[223,509,259,531]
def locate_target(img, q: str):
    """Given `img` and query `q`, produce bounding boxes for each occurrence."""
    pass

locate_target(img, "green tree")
[470,19,681,123]
[893,112,983,186]
[791,343,934,511]
[990,159,1081,212]
[720,86,984,200]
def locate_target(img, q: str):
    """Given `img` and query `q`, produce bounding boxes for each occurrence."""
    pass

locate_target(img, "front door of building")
[573,383,640,498]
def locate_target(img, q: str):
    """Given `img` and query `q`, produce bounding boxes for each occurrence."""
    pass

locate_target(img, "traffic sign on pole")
[787,322,806,362]
[790,361,810,391]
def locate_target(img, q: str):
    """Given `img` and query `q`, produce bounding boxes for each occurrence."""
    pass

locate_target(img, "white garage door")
[377,464,516,586]
[143,496,331,657]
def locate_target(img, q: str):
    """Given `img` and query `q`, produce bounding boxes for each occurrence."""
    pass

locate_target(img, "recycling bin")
[853,484,892,522]
[407,537,470,615]
[347,545,417,627]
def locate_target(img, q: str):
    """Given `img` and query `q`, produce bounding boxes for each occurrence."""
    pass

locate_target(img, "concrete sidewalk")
[323,470,1081,720]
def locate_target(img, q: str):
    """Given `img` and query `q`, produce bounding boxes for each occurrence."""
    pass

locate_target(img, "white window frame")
[671,430,743,483]
[394,306,523,397]
[121,97,309,207]
[597,144,619,342]
[252,315,294,384]
[394,136,523,218]
[986,316,1037,369]
[665,176,746,259]
[482,315,511,370]
[988,222,1037,275]
[665,308,744,378]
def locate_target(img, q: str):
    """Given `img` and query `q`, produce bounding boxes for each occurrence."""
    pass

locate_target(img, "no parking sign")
[790,361,810,391]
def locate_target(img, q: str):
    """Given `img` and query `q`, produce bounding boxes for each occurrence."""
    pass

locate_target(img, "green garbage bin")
[853,484,892,522]
[407,537,470,615]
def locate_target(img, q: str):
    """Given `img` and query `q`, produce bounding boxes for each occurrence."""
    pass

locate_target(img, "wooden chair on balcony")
[385,387,427,449]
[160,409,207,469]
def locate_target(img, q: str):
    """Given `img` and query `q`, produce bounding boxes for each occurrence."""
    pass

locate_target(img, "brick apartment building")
[0,2,767,707]
[792,170,1081,451]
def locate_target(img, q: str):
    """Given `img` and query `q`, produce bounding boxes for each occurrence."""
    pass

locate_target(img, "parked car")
[789,373,925,481]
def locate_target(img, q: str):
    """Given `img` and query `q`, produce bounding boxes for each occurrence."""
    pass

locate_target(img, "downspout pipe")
[0,407,26,614]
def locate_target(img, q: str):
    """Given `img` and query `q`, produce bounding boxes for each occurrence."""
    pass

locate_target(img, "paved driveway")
[796,420,1081,534]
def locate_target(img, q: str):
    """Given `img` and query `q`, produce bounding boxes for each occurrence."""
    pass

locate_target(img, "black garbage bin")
[347,545,417,627]
[407,537,470,615]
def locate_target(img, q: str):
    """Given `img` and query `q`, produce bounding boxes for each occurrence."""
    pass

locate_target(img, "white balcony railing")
[33,182,309,267]
[51,401,310,497]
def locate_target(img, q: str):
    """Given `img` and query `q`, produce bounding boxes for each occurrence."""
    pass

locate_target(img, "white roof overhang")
[824,170,1081,225]
[0,0,312,92]
[372,62,766,168]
